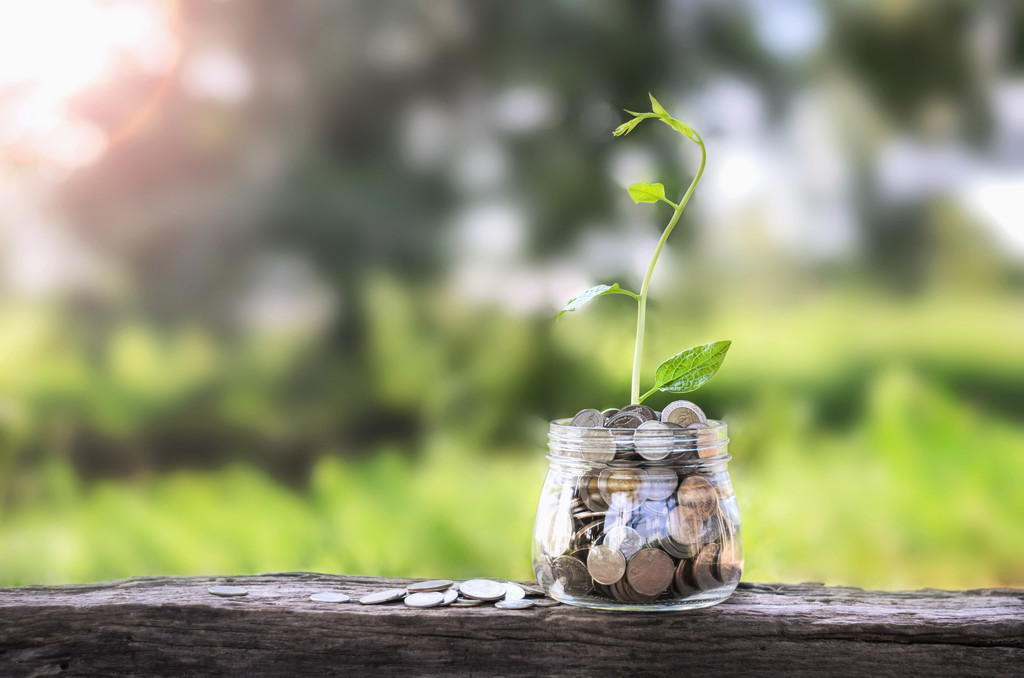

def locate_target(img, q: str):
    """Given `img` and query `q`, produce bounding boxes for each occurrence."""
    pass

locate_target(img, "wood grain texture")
[1,573,1021,677]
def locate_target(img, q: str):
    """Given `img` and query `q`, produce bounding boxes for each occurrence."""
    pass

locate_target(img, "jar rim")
[546,417,730,469]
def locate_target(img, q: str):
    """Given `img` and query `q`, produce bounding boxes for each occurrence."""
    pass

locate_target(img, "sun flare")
[0,0,179,168]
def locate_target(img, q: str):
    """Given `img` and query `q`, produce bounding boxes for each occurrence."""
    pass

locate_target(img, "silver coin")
[581,427,616,462]
[570,408,605,428]
[459,579,508,601]
[405,591,446,608]
[586,544,626,585]
[634,420,675,461]
[531,597,562,607]
[309,591,350,603]
[518,584,545,597]
[603,525,643,559]
[551,555,593,597]
[451,596,483,607]
[642,467,679,501]
[619,404,656,421]
[495,599,535,610]
[208,585,248,597]
[661,400,707,427]
[503,583,526,602]
[439,588,459,606]
[359,588,407,605]
[407,579,454,593]
[605,411,644,429]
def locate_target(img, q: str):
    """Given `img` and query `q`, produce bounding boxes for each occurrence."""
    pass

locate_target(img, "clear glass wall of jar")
[532,418,742,611]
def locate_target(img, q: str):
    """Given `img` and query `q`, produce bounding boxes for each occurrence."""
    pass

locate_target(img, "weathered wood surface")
[1,573,1021,677]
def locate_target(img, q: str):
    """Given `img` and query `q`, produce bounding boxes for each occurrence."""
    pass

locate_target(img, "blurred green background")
[1,0,1022,590]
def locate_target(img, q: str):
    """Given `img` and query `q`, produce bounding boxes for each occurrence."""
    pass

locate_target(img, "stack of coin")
[534,401,743,607]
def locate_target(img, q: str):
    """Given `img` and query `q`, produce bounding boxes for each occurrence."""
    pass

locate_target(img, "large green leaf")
[640,340,731,401]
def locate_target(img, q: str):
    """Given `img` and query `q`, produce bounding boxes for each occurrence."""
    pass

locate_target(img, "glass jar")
[532,418,742,611]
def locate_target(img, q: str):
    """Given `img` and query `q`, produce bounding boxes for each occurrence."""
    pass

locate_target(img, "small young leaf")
[649,93,669,118]
[613,112,657,137]
[640,340,731,400]
[627,181,667,204]
[659,116,700,144]
[613,118,641,137]
[557,283,640,319]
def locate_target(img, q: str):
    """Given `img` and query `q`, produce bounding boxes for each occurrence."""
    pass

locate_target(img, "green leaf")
[557,283,640,319]
[659,116,700,144]
[645,93,700,144]
[612,112,656,137]
[639,340,731,401]
[649,93,668,118]
[627,181,667,204]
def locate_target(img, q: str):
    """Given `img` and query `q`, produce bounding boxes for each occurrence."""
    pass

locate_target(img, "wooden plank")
[1,573,1021,677]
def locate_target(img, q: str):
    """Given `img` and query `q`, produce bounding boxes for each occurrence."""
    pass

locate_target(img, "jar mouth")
[547,418,730,469]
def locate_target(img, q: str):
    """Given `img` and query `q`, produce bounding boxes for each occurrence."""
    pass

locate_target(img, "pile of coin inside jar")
[533,400,743,608]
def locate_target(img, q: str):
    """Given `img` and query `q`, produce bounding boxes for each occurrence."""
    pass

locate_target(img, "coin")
[581,427,616,462]
[677,475,717,520]
[633,420,679,461]
[407,579,454,593]
[605,411,644,429]
[531,598,562,607]
[309,592,350,603]
[642,467,679,501]
[693,545,722,590]
[551,555,593,597]
[571,408,605,428]
[598,467,646,507]
[359,588,407,605]
[459,579,508,601]
[519,584,545,597]
[619,404,656,421]
[661,400,707,427]
[586,544,626,585]
[405,591,446,608]
[674,559,699,597]
[632,513,669,546]
[601,408,619,422]
[440,588,459,606]
[667,504,704,544]
[573,520,604,546]
[495,599,535,610]
[659,534,697,559]
[503,583,526,602]
[603,525,643,559]
[208,585,248,597]
[451,597,483,607]
[625,548,675,597]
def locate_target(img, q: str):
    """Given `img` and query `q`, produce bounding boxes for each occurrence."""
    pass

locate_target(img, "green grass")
[2,369,1021,589]
[1,291,1022,589]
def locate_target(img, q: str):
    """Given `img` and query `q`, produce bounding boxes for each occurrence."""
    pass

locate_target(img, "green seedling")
[558,94,731,404]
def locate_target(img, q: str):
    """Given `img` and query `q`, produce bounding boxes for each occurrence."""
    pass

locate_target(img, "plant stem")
[630,137,706,404]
